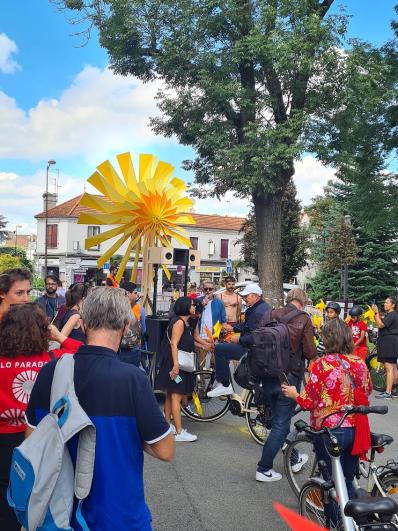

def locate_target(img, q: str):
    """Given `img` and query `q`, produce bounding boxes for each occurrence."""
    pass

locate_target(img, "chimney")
[42,193,58,211]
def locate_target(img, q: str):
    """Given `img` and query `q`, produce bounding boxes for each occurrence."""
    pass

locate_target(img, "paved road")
[144,393,398,531]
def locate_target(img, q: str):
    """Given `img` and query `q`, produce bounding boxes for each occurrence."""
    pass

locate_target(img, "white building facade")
[34,195,252,287]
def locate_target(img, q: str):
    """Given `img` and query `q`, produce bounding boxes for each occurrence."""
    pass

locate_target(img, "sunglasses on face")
[203,287,214,291]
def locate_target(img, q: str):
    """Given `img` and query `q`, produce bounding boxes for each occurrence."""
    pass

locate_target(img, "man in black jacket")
[208,284,270,397]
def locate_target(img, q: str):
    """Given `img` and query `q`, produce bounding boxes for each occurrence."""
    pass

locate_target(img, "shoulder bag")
[167,320,195,373]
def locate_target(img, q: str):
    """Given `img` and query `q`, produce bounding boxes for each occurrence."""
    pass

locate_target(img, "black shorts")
[377,356,398,364]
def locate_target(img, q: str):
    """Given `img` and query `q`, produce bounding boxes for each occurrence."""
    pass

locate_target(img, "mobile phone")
[371,299,376,305]
[174,375,182,384]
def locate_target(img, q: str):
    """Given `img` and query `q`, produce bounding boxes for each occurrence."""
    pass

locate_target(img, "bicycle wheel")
[299,481,328,527]
[244,390,272,445]
[284,432,319,498]
[366,351,386,392]
[372,472,398,504]
[181,370,230,422]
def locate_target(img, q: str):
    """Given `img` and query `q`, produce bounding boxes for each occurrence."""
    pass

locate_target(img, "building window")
[87,226,100,250]
[220,239,229,259]
[190,237,198,250]
[47,224,58,248]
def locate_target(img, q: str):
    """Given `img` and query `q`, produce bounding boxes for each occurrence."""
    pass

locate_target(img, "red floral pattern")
[297,354,372,430]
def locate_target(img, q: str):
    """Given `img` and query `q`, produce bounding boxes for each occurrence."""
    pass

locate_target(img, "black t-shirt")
[380,311,398,337]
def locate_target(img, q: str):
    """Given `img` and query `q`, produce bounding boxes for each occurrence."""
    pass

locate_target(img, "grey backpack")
[7,355,96,530]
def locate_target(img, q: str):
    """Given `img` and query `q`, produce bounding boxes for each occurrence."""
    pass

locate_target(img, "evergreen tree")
[0,214,8,244]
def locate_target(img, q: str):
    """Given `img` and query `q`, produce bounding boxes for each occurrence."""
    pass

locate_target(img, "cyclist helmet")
[326,301,341,314]
[349,305,363,317]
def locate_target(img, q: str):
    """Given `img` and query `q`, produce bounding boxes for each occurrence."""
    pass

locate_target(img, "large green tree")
[59,0,392,305]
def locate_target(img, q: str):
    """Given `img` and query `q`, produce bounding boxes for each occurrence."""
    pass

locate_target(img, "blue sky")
[0,0,396,232]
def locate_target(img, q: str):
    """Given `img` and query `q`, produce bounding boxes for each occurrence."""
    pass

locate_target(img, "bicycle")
[283,415,398,502]
[366,343,387,393]
[297,405,398,530]
[181,366,272,445]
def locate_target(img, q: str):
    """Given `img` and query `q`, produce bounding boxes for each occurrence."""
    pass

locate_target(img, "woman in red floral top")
[0,303,82,531]
[282,318,372,500]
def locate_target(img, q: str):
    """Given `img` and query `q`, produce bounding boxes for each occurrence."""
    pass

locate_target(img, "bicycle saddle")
[370,432,394,448]
[345,496,398,522]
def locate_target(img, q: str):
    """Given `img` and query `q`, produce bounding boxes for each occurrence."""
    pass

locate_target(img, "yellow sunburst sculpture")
[77,152,195,292]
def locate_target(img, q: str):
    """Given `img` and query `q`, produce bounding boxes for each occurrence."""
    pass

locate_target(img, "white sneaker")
[292,453,309,473]
[207,383,234,398]
[175,429,198,442]
[256,469,282,482]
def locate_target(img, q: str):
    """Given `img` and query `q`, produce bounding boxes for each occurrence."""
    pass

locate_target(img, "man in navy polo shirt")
[26,287,174,531]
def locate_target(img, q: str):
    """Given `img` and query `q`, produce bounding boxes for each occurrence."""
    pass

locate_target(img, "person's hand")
[202,342,213,352]
[223,323,233,332]
[48,324,63,343]
[281,383,299,400]
[169,363,179,380]
[372,304,379,314]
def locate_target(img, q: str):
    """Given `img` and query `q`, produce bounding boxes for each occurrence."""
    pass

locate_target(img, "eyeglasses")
[203,287,214,291]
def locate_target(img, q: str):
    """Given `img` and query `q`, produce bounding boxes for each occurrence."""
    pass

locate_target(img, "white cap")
[239,283,262,296]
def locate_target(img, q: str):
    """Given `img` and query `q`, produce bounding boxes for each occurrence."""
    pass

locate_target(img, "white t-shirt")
[200,301,213,339]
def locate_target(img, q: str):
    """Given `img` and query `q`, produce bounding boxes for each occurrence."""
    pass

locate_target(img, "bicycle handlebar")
[294,405,388,436]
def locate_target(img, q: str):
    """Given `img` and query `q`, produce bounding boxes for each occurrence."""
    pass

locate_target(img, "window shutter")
[220,239,229,259]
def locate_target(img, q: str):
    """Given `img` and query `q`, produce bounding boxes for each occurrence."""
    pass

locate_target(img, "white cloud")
[0,33,20,74]
[0,66,169,162]
[293,155,336,206]
[0,169,86,233]
[192,191,250,219]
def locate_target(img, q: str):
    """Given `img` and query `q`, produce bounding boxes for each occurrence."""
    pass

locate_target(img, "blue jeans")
[313,427,358,499]
[313,427,358,527]
[257,375,299,472]
[214,342,246,385]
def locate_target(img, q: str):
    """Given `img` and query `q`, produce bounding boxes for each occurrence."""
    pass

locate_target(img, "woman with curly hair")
[0,303,82,531]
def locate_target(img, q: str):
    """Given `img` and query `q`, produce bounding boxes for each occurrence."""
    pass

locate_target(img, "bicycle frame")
[329,450,356,531]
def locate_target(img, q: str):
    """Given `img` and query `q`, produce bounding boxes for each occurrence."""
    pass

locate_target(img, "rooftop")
[35,195,246,231]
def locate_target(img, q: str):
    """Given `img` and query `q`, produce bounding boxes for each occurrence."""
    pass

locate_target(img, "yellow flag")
[213,321,223,339]
[315,299,326,312]
[192,391,203,416]
[313,314,322,330]
[363,305,375,323]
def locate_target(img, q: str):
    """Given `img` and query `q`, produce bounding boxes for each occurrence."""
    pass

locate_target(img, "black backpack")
[248,308,304,378]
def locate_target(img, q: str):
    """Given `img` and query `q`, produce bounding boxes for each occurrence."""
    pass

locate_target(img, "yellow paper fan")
[78,152,195,282]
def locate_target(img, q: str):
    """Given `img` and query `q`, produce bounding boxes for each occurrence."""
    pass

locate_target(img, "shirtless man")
[218,276,242,326]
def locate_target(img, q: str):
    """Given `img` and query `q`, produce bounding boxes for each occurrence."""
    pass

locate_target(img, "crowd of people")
[0,266,397,530]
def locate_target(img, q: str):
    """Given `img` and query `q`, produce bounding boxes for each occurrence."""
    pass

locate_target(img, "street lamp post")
[14,224,22,254]
[44,160,56,277]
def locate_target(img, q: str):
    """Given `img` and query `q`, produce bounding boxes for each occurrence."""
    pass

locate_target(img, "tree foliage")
[0,214,8,244]
[323,216,358,270]
[0,254,22,273]
[240,181,308,282]
[0,247,33,271]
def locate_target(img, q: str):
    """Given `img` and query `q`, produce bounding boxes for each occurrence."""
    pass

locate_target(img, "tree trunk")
[253,192,284,308]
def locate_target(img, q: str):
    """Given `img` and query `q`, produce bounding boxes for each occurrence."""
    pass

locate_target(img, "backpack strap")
[259,308,274,326]
[48,350,55,360]
[50,355,96,523]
